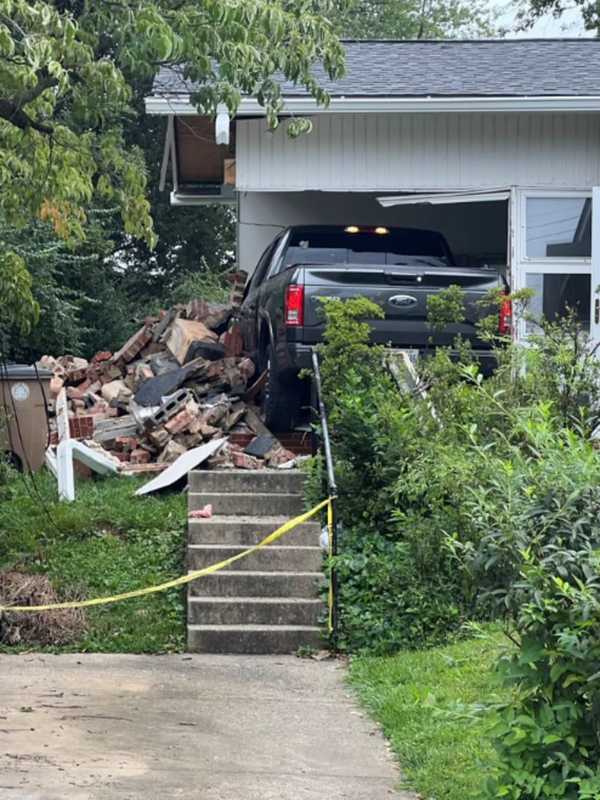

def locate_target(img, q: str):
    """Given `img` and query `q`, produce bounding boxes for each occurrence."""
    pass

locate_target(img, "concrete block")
[188,492,304,516]
[187,544,322,573]
[188,469,305,495]
[188,570,324,598]
[187,624,323,655]
[188,517,320,547]
[187,597,324,626]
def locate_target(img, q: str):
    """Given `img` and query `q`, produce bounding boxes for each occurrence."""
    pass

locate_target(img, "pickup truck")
[239,224,508,430]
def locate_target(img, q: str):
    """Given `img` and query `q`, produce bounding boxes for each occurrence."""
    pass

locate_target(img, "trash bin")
[0,364,53,472]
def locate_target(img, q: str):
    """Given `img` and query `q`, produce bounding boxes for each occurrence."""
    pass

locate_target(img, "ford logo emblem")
[388,294,418,308]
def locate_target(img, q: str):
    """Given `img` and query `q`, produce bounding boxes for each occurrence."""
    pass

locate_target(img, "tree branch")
[0,100,53,134]
[17,73,60,107]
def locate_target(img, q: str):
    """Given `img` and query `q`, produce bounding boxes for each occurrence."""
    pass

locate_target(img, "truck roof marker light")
[374,226,390,235]
[345,225,360,234]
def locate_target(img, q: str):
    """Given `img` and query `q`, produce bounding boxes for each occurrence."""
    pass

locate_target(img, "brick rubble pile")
[38,286,302,474]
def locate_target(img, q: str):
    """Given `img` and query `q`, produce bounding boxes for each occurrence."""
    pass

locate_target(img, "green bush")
[317,292,600,795]
[316,297,481,653]
[462,413,600,799]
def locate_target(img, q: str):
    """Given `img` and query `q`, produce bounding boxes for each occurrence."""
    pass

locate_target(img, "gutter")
[145,94,600,116]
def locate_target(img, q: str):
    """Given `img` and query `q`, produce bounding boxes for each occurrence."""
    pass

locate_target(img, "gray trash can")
[0,364,53,472]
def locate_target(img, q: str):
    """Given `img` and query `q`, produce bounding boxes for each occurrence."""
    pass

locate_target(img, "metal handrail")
[311,348,339,648]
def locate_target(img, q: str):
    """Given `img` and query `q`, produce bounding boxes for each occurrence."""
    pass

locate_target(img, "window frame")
[513,188,594,342]
[519,189,592,268]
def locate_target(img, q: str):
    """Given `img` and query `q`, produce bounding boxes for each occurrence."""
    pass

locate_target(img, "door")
[514,190,594,342]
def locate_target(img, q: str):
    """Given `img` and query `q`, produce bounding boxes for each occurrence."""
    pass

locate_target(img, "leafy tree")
[0,0,348,335]
[516,0,595,32]
[337,0,496,39]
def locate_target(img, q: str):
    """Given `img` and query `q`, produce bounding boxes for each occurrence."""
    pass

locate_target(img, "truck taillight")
[285,285,304,327]
[499,295,512,336]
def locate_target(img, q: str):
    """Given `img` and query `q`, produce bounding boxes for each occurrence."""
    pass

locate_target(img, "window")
[280,226,453,270]
[525,273,591,332]
[526,197,591,259]
[514,190,594,342]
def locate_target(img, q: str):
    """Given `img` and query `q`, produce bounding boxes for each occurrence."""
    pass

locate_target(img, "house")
[146,39,600,341]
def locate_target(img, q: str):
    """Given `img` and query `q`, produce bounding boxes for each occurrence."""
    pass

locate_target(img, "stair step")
[189,516,320,546]
[187,624,323,654]
[188,597,324,626]
[189,492,304,516]
[188,570,325,598]
[189,469,306,495]
[187,544,322,573]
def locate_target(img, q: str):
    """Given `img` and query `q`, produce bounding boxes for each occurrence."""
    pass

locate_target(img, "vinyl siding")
[236,113,600,192]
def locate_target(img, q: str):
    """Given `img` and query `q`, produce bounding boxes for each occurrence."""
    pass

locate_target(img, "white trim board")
[378,190,511,206]
[146,95,600,117]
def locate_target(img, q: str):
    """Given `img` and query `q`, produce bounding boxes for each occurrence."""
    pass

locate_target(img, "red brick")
[165,409,195,435]
[238,357,255,383]
[266,445,296,467]
[113,451,131,463]
[68,415,96,439]
[114,436,139,452]
[220,326,244,358]
[186,298,210,321]
[231,451,262,470]
[111,324,152,365]
[49,376,64,397]
[130,448,151,464]
[66,379,92,400]
[65,366,88,385]
[92,350,112,364]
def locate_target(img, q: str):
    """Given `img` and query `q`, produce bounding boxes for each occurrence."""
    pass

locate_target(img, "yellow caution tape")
[0,498,334,614]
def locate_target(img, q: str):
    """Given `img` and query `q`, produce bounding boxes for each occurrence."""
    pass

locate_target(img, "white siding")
[236,113,600,192]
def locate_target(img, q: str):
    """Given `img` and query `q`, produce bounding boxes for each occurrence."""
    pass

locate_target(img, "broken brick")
[49,375,64,397]
[231,451,263,470]
[165,408,196,435]
[130,448,151,464]
[158,440,187,464]
[92,350,112,364]
[114,436,139,453]
[220,325,244,358]
[112,324,152,365]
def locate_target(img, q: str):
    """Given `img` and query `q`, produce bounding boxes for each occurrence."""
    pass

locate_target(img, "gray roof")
[152,39,600,99]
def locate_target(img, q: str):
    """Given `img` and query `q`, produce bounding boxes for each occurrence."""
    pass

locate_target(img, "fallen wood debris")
[39,291,305,476]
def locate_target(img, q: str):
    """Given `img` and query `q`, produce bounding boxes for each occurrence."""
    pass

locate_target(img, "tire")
[260,345,300,432]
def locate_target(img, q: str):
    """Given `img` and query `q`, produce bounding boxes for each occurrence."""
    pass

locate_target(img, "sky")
[497,2,591,37]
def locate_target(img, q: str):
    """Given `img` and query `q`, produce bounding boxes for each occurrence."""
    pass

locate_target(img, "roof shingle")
[152,39,600,99]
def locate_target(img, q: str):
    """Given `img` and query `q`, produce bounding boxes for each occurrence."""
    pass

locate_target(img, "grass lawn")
[349,628,507,800]
[0,469,187,653]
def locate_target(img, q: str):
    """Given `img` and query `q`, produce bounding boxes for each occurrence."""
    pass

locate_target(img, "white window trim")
[518,189,592,268]
[513,188,593,342]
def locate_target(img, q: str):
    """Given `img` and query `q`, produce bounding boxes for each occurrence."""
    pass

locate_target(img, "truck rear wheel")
[260,345,300,432]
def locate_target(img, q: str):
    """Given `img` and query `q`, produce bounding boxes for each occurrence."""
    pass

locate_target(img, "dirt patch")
[0,571,86,646]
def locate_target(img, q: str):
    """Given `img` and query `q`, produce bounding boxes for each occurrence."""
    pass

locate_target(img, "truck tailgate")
[300,265,501,349]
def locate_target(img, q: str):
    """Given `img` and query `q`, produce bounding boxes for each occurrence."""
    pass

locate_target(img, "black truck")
[239,224,509,430]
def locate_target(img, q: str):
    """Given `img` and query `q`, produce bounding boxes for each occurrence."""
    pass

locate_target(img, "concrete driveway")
[0,654,408,800]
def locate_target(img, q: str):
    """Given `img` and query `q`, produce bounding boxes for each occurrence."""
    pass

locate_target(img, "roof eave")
[145,94,600,116]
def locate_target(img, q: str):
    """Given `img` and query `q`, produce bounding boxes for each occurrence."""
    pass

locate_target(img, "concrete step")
[189,469,306,495]
[188,597,324,626]
[187,624,323,654]
[188,570,324,598]
[187,544,323,573]
[188,516,321,546]
[189,491,304,516]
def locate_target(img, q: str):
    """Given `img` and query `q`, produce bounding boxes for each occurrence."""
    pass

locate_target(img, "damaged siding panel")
[236,112,600,192]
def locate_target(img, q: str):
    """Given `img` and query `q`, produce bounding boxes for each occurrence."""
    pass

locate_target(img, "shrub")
[317,291,600,793]
[461,413,600,799]
[316,297,481,653]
